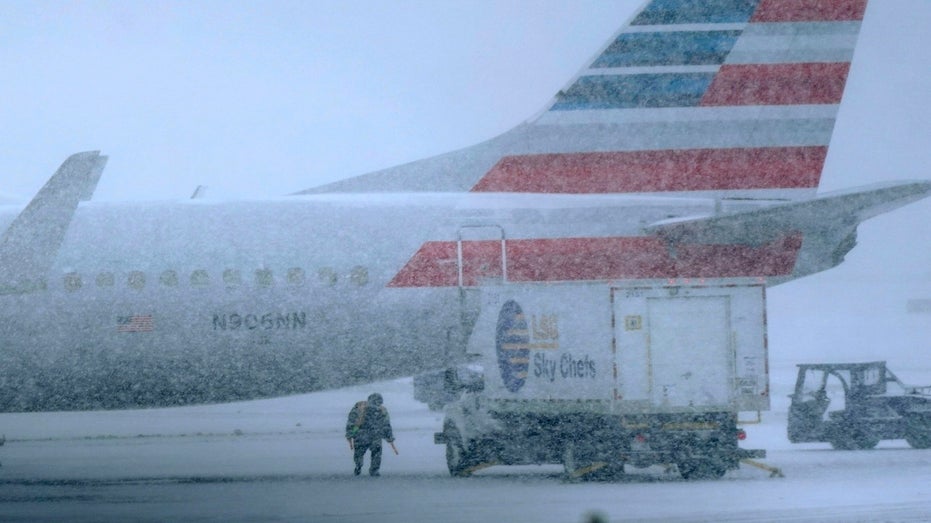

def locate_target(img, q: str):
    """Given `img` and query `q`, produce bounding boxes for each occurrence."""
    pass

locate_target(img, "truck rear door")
[612,282,768,413]
[647,295,732,408]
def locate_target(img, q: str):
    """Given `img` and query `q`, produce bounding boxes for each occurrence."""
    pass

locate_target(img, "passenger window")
[350,266,369,286]
[318,267,337,286]
[63,272,82,292]
[128,271,146,290]
[190,269,210,286]
[96,272,115,287]
[287,267,305,286]
[223,269,242,286]
[255,269,274,287]
[160,270,179,287]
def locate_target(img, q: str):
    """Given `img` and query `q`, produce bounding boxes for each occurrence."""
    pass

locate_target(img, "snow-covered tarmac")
[3,373,931,522]
[1,277,930,522]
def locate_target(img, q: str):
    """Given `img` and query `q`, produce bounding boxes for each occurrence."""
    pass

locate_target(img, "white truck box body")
[470,280,769,414]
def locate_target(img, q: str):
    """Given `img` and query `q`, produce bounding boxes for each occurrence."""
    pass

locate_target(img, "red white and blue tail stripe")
[480,0,867,199]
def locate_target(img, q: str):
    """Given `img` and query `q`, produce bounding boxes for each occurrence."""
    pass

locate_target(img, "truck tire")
[905,416,931,449]
[444,427,473,477]
[677,459,727,480]
[561,442,584,481]
[562,443,624,482]
[562,443,601,481]
[593,462,626,481]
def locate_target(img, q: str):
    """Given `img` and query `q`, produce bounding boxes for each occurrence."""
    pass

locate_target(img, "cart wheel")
[905,416,931,449]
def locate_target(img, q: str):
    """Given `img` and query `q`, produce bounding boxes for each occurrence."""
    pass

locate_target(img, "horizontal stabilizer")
[0,151,107,294]
[645,180,931,280]
[645,181,931,247]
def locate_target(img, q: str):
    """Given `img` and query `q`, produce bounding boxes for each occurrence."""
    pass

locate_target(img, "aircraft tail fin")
[298,0,868,199]
[0,151,107,294]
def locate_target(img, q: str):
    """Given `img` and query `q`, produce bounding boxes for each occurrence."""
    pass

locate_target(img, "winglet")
[191,185,208,199]
[80,153,107,202]
[0,151,107,294]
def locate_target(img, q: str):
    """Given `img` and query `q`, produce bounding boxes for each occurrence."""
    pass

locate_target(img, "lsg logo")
[495,300,562,392]
[495,300,530,392]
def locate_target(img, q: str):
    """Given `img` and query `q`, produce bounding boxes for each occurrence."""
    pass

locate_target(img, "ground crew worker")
[346,392,396,476]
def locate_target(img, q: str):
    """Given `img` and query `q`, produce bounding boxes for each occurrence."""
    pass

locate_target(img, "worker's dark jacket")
[345,401,394,444]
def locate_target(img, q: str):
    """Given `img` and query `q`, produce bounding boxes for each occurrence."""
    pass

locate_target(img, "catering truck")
[435,279,768,480]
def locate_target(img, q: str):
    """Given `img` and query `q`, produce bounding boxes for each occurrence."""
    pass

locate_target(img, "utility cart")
[788,361,931,449]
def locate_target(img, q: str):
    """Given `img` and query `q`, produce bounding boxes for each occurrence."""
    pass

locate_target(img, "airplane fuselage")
[0,192,733,411]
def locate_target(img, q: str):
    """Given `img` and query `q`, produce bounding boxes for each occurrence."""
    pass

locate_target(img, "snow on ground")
[2,370,931,522]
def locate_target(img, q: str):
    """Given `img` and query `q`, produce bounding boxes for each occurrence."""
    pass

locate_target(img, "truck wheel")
[562,443,598,481]
[592,461,626,481]
[562,443,623,481]
[677,459,727,480]
[445,428,472,477]
[905,416,931,449]
[562,442,583,481]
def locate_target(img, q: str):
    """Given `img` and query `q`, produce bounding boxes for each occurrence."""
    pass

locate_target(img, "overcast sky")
[2,0,928,202]
[0,0,624,200]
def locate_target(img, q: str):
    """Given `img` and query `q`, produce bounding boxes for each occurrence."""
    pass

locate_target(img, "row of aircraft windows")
[60,266,370,292]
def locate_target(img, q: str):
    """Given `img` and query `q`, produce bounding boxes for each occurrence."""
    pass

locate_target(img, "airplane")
[1,0,929,413]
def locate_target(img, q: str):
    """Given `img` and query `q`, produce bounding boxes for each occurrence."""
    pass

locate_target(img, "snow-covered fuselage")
[0,191,802,412]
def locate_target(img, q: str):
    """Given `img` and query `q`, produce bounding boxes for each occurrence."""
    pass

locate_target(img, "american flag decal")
[117,314,154,332]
